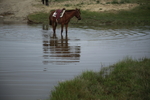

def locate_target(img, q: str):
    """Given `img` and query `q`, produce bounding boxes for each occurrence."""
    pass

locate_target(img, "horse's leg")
[52,23,55,34]
[65,24,68,36]
[52,22,56,34]
[61,24,64,35]
[55,22,57,34]
[53,32,56,38]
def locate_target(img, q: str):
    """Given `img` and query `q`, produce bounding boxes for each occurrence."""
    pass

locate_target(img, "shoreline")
[0,0,140,24]
[50,58,150,100]
[27,4,150,26]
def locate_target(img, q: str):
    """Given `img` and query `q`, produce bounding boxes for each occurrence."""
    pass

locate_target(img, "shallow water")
[0,24,150,100]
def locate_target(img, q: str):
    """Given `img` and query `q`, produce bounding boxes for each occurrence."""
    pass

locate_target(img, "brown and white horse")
[49,8,81,35]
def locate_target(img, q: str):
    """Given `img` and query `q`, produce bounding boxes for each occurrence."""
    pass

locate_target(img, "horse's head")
[75,8,81,20]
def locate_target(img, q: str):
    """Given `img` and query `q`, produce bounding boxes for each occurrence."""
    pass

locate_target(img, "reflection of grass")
[50,58,150,100]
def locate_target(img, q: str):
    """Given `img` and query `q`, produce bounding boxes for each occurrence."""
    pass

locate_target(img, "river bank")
[0,0,41,23]
[50,58,150,100]
[27,3,150,25]
[1,0,149,25]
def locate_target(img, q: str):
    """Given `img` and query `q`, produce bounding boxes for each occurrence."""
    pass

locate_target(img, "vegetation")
[107,0,150,4]
[49,58,150,100]
[27,12,49,24]
[28,0,150,25]
[78,4,150,26]
[28,2,150,26]
[50,0,150,4]
[52,0,69,2]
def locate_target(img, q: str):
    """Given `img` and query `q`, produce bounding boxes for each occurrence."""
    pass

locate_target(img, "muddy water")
[0,24,150,100]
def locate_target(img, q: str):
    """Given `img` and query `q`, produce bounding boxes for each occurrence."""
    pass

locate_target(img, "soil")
[0,0,43,23]
[0,0,139,23]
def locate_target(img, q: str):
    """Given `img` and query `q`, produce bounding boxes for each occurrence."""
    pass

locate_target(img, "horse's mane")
[65,10,76,12]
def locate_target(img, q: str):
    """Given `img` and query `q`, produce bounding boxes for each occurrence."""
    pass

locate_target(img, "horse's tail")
[49,11,55,25]
[49,14,52,25]
[49,18,52,25]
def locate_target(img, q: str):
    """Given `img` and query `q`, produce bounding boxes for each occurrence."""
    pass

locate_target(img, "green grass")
[49,58,150,100]
[27,12,49,24]
[107,0,150,4]
[77,3,150,26]
[27,3,150,26]
[52,0,70,2]
[53,0,150,4]
[52,0,150,4]
[28,0,150,25]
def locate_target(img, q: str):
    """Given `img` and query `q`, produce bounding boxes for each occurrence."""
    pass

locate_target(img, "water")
[0,23,150,100]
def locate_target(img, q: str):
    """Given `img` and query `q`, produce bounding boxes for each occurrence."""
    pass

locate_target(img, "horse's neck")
[65,11,76,19]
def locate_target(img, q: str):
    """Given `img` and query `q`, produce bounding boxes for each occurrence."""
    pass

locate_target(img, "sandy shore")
[0,0,44,23]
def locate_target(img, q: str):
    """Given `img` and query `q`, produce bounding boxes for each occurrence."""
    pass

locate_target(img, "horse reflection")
[43,33,80,65]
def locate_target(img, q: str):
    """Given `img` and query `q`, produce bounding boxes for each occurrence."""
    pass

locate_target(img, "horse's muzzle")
[78,18,81,20]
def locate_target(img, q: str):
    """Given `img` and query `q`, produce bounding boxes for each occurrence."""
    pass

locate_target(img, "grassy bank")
[27,12,49,24]
[28,5,150,25]
[27,1,150,25]
[49,58,150,100]
[79,4,150,26]
[49,0,150,4]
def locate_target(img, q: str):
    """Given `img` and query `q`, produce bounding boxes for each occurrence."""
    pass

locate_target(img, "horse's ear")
[78,9,81,13]
[76,8,80,10]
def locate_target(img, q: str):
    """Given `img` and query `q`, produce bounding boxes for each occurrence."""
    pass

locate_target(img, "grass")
[49,58,150,100]
[107,0,150,4]
[77,3,150,26]
[27,3,150,26]
[51,0,150,4]
[27,12,49,24]
[28,0,150,26]
[53,0,69,2]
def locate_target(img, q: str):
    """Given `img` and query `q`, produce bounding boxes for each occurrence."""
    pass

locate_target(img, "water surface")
[0,24,150,100]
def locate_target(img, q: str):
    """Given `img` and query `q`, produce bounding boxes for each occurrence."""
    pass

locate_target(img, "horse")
[49,8,81,36]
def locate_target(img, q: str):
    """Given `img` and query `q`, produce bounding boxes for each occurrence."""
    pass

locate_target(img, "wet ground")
[0,23,150,100]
